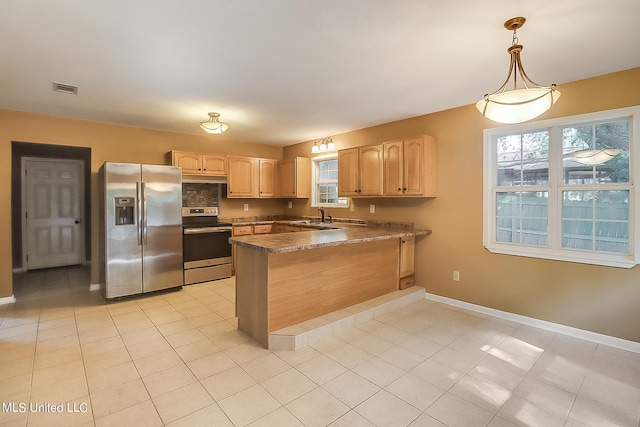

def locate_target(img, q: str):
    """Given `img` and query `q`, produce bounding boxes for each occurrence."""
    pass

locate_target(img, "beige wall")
[0,111,283,295]
[2,68,639,343]
[284,67,640,343]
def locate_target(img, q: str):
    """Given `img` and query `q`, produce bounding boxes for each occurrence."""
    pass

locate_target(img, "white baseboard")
[425,292,640,355]
[0,295,17,305]
[89,283,101,292]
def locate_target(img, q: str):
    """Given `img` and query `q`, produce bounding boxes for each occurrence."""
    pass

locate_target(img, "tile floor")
[1,266,639,427]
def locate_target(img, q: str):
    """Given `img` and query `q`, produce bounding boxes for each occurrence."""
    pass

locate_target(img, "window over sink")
[311,156,349,208]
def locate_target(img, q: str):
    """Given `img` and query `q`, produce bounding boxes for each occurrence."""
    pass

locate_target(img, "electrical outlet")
[453,271,460,282]
[369,204,375,214]
[288,201,292,209]
[243,203,249,212]
[350,202,355,212]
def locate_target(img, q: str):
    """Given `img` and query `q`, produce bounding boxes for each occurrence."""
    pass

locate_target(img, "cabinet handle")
[403,187,407,191]
[397,188,401,191]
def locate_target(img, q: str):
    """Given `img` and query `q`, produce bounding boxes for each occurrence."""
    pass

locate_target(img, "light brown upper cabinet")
[258,159,278,198]
[338,144,384,197]
[171,151,226,176]
[278,157,311,198]
[383,135,437,197]
[227,156,258,198]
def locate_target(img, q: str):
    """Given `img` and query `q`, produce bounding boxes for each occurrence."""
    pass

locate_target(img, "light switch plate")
[369,204,375,214]
[243,203,249,211]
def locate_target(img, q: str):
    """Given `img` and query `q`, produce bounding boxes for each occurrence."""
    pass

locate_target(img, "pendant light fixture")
[200,112,229,134]
[476,17,561,124]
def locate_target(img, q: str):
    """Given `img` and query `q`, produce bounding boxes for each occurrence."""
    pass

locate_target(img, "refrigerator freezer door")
[104,162,143,298]
[141,164,183,292]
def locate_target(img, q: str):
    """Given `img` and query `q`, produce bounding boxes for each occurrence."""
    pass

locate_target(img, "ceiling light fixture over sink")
[200,112,229,134]
[476,17,561,124]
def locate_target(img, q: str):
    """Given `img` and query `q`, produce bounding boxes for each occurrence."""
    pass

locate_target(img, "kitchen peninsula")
[230,223,430,348]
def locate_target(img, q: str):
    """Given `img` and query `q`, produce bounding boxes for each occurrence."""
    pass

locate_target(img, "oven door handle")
[184,227,233,234]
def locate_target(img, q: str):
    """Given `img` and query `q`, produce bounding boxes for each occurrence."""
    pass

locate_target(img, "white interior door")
[24,158,83,270]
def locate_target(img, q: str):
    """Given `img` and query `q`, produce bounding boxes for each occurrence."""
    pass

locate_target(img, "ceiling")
[2,1,639,146]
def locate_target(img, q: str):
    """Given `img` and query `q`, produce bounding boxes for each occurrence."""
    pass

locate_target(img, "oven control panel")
[182,207,219,217]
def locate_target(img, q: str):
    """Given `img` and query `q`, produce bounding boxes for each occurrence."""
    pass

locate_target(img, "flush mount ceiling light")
[567,148,621,165]
[311,137,336,153]
[200,112,229,134]
[476,17,561,124]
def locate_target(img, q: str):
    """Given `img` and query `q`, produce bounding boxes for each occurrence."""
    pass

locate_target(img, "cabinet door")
[259,159,277,198]
[403,137,425,196]
[278,159,296,198]
[202,154,227,176]
[358,144,384,196]
[383,141,404,196]
[228,156,258,198]
[399,235,415,278]
[172,151,203,175]
[338,148,359,197]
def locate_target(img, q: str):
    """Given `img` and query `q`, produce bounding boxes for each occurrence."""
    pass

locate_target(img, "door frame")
[20,157,86,271]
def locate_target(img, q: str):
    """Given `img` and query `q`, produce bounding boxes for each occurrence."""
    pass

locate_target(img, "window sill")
[484,244,638,269]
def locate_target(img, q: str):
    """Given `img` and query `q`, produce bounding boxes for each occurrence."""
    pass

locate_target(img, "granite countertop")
[230,223,431,254]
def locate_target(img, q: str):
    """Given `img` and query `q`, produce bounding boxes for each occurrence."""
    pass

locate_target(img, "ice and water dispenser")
[114,197,135,225]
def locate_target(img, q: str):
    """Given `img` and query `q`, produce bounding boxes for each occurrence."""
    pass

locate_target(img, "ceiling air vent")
[52,82,78,95]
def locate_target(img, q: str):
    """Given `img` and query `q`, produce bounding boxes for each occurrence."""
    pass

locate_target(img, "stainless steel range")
[182,206,232,285]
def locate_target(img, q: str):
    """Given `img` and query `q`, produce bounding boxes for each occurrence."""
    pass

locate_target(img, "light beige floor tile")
[91,378,151,419]
[37,324,79,342]
[94,399,163,427]
[286,387,349,427]
[486,416,519,427]
[83,347,132,373]
[577,371,640,421]
[527,352,588,393]
[80,335,125,359]
[185,311,223,327]
[38,315,76,331]
[352,356,405,387]
[261,368,318,405]
[200,366,256,401]
[449,372,512,413]
[164,328,208,348]
[323,342,373,369]
[78,324,120,344]
[408,413,449,427]
[30,374,89,404]
[126,335,172,360]
[198,319,237,338]
[156,319,195,336]
[514,376,576,419]
[322,371,380,408]
[497,394,567,427]
[174,339,221,363]
[142,364,197,398]
[431,346,487,373]
[76,317,115,334]
[329,410,377,427]
[426,392,495,427]
[186,350,237,380]
[110,310,149,325]
[377,344,426,371]
[386,372,446,411]
[87,361,140,393]
[410,359,464,390]
[569,395,638,426]
[224,340,271,364]
[272,346,320,367]
[121,326,164,347]
[165,403,234,427]
[133,348,183,377]
[209,329,252,350]
[32,358,85,389]
[0,342,35,365]
[248,406,304,427]
[114,317,155,334]
[241,353,291,382]
[217,383,282,427]
[296,354,348,385]
[355,389,422,426]
[33,345,82,370]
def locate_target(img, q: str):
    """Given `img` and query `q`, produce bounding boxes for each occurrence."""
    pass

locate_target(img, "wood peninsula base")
[235,238,399,348]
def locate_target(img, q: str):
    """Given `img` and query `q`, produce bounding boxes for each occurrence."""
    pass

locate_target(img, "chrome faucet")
[318,206,325,223]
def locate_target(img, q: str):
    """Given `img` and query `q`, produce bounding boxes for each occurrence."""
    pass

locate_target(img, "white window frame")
[311,154,349,208]
[483,106,640,268]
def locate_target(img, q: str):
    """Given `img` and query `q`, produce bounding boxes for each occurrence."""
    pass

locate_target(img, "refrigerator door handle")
[141,181,148,245]
[136,181,143,245]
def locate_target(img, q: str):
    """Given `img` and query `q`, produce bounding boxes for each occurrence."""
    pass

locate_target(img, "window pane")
[562,190,629,253]
[497,131,549,186]
[563,120,630,185]
[496,191,548,245]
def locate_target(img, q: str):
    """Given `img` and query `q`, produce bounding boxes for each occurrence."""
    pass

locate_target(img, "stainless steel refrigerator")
[101,162,183,299]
